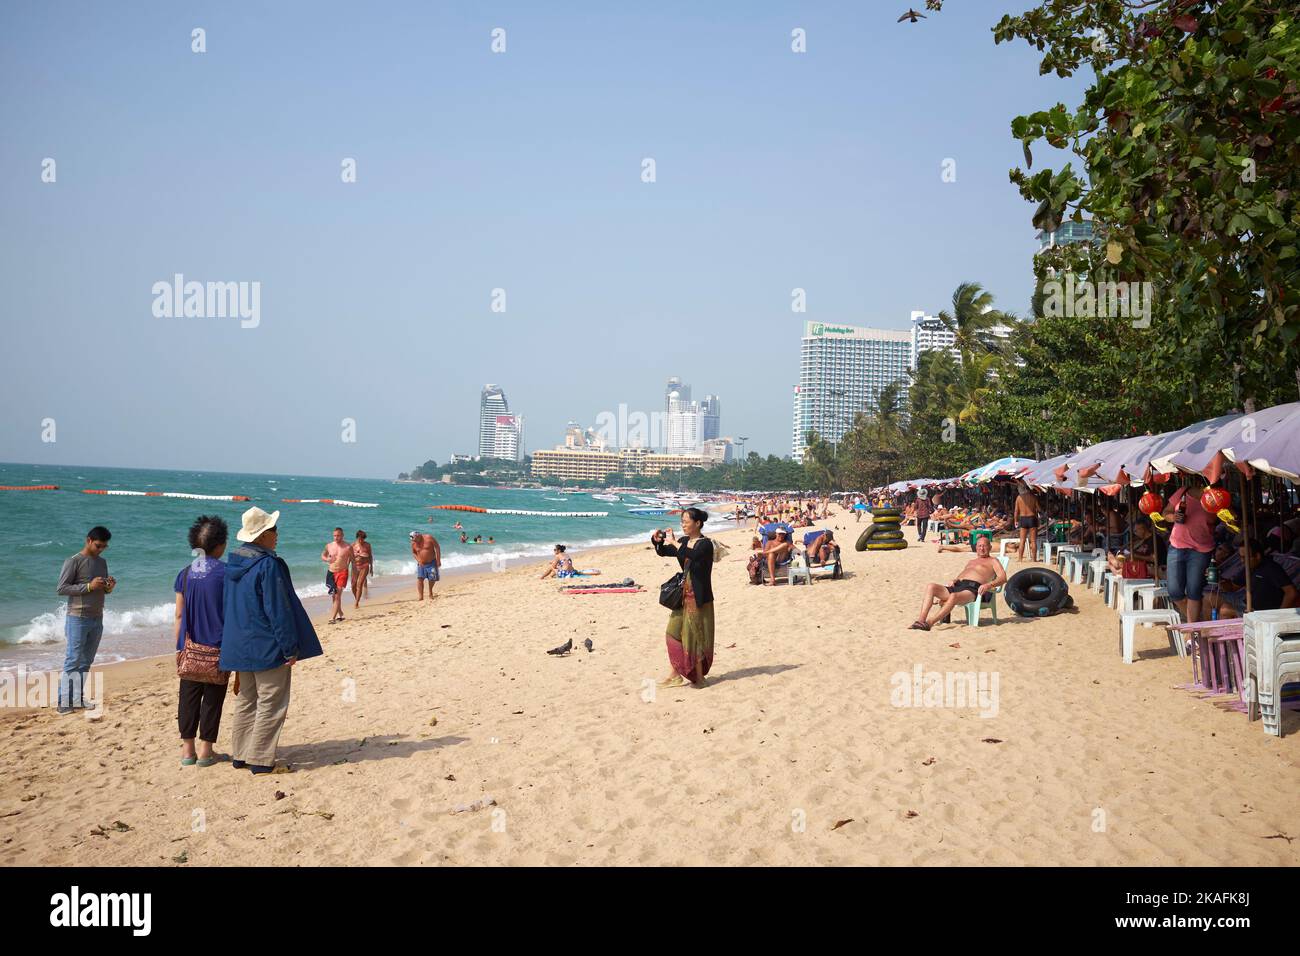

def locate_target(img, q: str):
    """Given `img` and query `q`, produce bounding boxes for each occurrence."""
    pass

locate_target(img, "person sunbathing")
[805,529,838,565]
[761,529,794,586]
[910,536,1006,631]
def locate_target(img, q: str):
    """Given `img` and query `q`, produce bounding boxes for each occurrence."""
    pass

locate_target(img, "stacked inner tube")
[1004,568,1074,617]
[855,507,908,551]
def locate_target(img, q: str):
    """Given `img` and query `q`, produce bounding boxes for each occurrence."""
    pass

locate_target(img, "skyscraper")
[910,311,958,367]
[492,414,524,462]
[663,377,690,451]
[665,388,702,456]
[479,385,509,459]
[699,395,721,442]
[791,321,912,461]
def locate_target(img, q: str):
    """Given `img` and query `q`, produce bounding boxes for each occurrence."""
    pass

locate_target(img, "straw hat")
[236,506,281,542]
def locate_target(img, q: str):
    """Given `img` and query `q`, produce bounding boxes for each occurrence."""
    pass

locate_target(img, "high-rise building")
[791,321,912,461]
[663,377,691,451]
[699,395,721,442]
[478,385,509,459]
[665,390,702,456]
[492,414,524,462]
[910,311,957,367]
[701,437,733,465]
[1036,220,1095,251]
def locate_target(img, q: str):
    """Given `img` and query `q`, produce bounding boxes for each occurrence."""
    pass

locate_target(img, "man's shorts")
[326,568,348,595]
[1017,515,1038,530]
[417,562,439,583]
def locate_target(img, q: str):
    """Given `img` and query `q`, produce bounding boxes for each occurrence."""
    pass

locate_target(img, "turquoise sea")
[0,462,719,670]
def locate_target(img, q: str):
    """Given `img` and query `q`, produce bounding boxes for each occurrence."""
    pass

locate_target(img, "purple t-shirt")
[174,556,225,649]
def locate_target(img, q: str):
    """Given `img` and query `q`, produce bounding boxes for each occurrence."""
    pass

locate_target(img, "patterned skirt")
[665,579,715,682]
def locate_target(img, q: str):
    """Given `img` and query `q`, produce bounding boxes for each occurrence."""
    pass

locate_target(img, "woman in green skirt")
[652,508,715,689]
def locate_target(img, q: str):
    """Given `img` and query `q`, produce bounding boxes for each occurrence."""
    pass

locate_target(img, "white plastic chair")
[1116,578,1156,613]
[1063,550,1104,585]
[1132,584,1170,610]
[1243,609,1300,737]
[1120,609,1182,664]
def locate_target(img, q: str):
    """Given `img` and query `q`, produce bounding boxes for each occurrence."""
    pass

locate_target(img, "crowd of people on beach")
[900,479,1300,631]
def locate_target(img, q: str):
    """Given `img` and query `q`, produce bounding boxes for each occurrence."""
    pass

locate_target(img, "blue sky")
[0,1,1087,477]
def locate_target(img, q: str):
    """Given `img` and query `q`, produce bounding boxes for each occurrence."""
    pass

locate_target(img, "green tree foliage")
[993,0,1300,406]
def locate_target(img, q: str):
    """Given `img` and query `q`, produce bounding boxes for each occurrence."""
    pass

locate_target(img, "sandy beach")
[2,519,1298,867]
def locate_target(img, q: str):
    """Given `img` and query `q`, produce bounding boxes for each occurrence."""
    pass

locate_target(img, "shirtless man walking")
[410,531,441,601]
[321,527,354,623]
[1013,481,1041,563]
[910,536,1006,631]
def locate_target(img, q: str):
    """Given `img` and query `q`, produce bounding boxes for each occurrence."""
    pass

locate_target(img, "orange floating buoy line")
[81,489,251,501]
[0,484,59,491]
[428,504,488,513]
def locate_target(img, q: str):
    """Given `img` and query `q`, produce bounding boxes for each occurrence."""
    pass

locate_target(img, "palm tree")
[939,282,1014,358]
[802,430,839,492]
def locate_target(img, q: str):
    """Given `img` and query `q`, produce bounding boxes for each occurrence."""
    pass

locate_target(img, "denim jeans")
[59,614,104,708]
[1166,546,1212,603]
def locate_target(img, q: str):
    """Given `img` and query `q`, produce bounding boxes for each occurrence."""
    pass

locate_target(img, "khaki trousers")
[228,664,292,767]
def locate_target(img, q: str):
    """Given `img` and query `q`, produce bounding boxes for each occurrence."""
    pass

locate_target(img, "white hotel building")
[791,321,912,462]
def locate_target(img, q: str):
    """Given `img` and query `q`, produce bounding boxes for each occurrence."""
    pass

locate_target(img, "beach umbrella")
[1154,402,1300,481]
[1090,431,1174,485]
[966,456,1037,484]
[1235,404,1300,480]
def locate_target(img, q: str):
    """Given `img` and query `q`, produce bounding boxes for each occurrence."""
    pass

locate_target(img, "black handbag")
[659,571,685,610]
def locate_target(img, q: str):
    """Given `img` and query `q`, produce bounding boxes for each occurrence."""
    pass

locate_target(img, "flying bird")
[547,639,573,657]
[898,8,927,22]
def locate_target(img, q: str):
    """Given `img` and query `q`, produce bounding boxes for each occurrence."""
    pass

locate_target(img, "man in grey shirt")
[56,526,115,713]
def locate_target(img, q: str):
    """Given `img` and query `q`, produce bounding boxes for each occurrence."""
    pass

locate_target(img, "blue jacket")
[219,543,323,672]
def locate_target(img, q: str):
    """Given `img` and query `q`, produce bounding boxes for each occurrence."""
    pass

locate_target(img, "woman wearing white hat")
[220,507,323,774]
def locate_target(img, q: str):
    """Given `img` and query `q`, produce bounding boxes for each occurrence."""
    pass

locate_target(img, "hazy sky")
[0,1,1086,478]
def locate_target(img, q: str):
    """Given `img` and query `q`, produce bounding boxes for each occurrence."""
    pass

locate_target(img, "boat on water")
[591,493,622,502]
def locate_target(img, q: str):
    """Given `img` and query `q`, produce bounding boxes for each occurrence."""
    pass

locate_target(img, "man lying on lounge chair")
[910,536,1006,631]
[804,529,839,566]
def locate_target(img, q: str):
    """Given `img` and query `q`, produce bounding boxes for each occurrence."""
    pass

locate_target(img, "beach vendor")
[220,507,323,774]
[652,508,715,689]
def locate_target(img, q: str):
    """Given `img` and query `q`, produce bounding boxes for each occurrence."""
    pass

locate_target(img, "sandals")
[908,620,932,631]
[180,756,197,766]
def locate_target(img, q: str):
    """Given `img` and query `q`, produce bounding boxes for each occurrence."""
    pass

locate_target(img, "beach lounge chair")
[963,555,1010,628]
[793,530,842,584]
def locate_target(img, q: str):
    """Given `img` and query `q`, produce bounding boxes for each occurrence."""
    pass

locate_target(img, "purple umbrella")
[1238,403,1300,480]
[1154,402,1300,482]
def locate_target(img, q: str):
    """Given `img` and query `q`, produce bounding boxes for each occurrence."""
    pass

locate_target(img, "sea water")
[0,462,717,670]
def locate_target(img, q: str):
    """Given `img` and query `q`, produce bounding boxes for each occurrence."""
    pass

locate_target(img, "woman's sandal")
[180,756,197,766]
[908,620,932,631]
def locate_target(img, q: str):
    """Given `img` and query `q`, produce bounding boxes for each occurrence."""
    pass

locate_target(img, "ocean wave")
[10,580,332,645]
[15,602,176,646]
